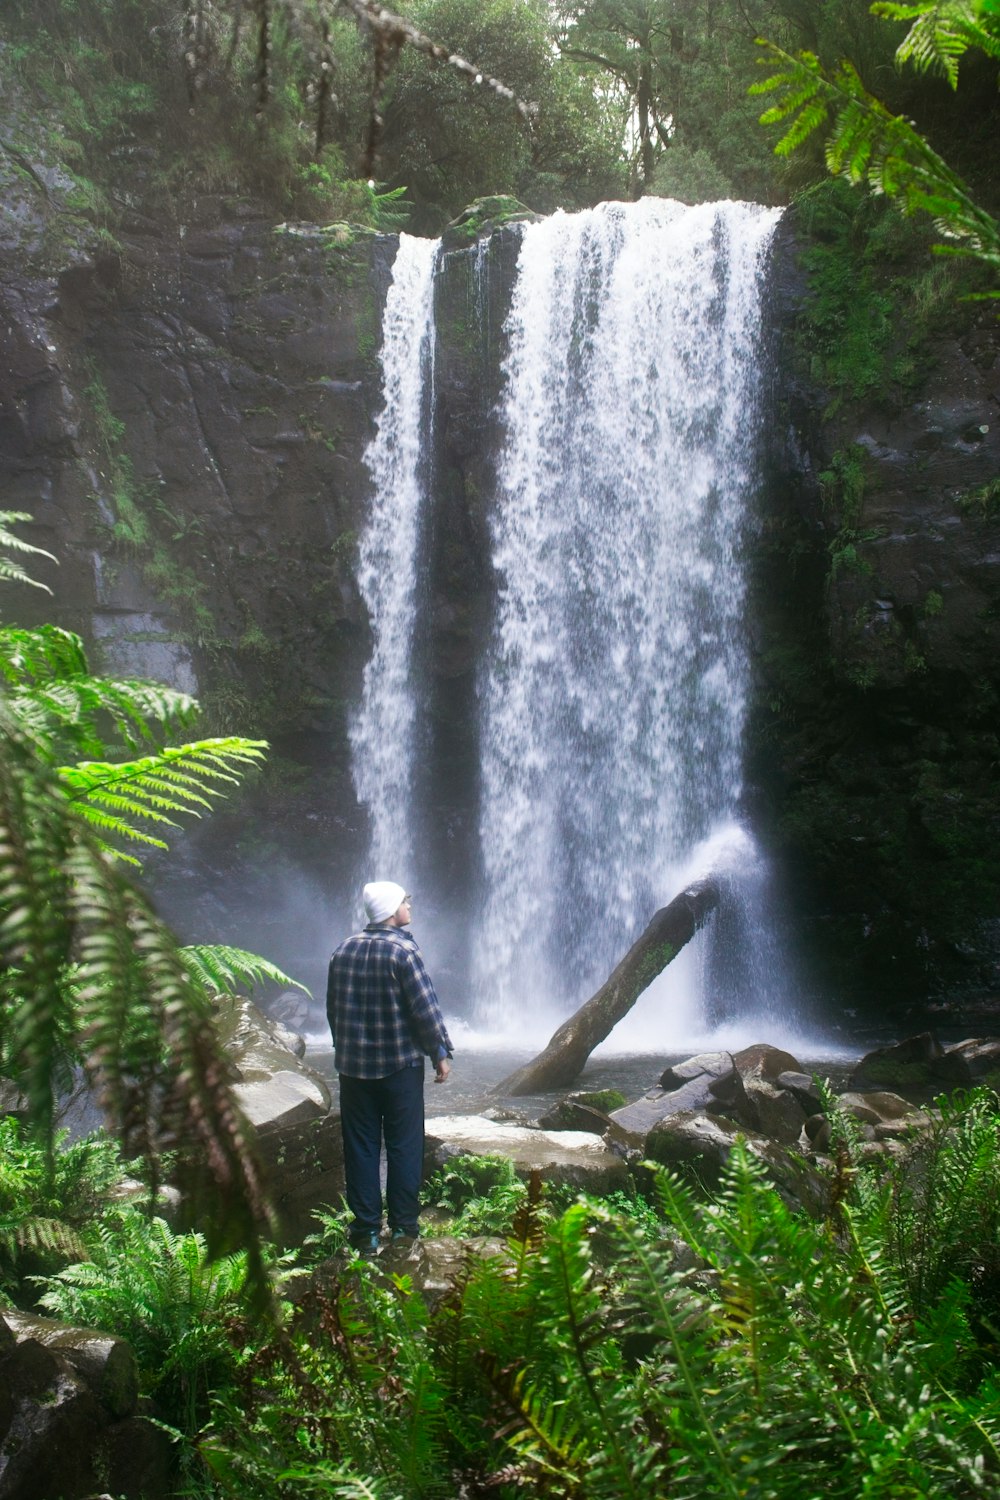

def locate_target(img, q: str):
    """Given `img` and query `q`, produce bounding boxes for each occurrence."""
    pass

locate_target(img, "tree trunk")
[495,880,719,1097]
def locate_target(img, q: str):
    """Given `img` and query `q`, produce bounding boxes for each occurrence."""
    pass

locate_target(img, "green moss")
[957,477,1000,517]
[792,181,972,416]
[440,195,536,249]
[573,1089,627,1114]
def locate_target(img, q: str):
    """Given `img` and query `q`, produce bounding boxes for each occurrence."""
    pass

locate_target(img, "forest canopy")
[2,0,996,235]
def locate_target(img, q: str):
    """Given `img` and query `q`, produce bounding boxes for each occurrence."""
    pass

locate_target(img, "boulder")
[424,1115,629,1195]
[848,1032,945,1092]
[213,995,330,1131]
[775,1071,824,1114]
[0,1312,138,1420]
[643,1111,829,1217]
[836,1091,933,1141]
[742,1078,809,1146]
[261,989,315,1045]
[255,1111,346,1247]
[731,1044,804,1081]
[0,1080,28,1120]
[612,1052,752,1145]
[934,1037,1000,1089]
[0,1327,171,1500]
[535,1092,624,1135]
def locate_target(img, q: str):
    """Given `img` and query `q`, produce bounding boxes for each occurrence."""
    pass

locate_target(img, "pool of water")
[306,1040,861,1122]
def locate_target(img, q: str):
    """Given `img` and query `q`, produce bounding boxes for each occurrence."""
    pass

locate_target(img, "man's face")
[390,895,412,927]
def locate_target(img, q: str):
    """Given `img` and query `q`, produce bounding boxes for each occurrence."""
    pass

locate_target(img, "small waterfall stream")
[350,235,438,881]
[353,201,792,1048]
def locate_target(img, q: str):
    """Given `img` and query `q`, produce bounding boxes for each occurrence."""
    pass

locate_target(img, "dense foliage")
[4,0,995,236]
[0,514,292,1292]
[8,1089,1000,1495]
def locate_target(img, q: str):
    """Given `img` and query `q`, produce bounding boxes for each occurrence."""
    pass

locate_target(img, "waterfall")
[471,199,783,1037]
[350,234,437,882]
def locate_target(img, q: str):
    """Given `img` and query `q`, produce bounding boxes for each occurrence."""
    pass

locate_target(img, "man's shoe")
[390,1227,418,1245]
[348,1230,380,1257]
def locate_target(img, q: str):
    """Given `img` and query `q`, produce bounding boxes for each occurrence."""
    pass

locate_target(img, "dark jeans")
[339,1063,425,1238]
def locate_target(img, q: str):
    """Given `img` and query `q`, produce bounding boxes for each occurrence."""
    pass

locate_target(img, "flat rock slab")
[425,1115,628,1193]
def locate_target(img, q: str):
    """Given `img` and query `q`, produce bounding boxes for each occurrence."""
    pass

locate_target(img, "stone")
[255,1111,346,1248]
[775,1071,824,1113]
[213,995,330,1132]
[1,1312,138,1420]
[644,1111,829,1217]
[0,1336,103,1500]
[424,1115,629,1195]
[742,1078,808,1145]
[0,1080,28,1119]
[611,1052,752,1146]
[731,1044,804,1081]
[535,1095,619,1135]
[934,1037,1000,1089]
[848,1033,945,1092]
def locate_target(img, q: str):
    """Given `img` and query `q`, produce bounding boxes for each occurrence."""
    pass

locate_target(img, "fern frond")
[180,945,309,999]
[0,704,77,1141]
[873,0,1000,85]
[0,624,199,760]
[0,512,56,592]
[58,738,267,856]
[753,39,1000,279]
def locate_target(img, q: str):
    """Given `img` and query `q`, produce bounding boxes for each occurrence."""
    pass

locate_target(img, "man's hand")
[435,1057,451,1083]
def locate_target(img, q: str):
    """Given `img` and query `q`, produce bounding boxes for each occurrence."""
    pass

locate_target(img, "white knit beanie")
[363,880,407,925]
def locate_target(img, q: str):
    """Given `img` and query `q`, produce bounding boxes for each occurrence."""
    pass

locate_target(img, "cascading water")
[471,198,785,1043]
[350,235,437,883]
[352,202,799,1051]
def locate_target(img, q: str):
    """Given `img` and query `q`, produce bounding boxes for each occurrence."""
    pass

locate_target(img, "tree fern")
[0,513,55,592]
[179,944,309,998]
[58,738,267,860]
[0,622,198,759]
[752,33,1000,287]
[0,514,276,1301]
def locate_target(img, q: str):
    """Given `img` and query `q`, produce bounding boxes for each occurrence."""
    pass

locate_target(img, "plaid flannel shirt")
[326,923,453,1079]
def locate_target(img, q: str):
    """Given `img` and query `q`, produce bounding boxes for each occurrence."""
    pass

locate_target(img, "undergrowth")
[10,1089,1000,1496]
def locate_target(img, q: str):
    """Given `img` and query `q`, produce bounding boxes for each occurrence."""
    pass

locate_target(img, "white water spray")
[472,199,784,1038]
[350,235,437,880]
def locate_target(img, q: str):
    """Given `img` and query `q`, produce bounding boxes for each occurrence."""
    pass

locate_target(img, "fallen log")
[495,880,719,1097]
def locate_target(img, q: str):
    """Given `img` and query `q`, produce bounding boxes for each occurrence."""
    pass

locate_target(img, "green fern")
[0,512,55,592]
[179,944,309,998]
[35,1208,253,1435]
[873,1,1000,85]
[0,515,276,1307]
[752,35,1000,287]
[58,737,267,859]
[0,623,198,759]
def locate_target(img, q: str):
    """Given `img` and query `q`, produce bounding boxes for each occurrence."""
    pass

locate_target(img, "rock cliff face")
[1,201,998,1015]
[755,213,1000,1015]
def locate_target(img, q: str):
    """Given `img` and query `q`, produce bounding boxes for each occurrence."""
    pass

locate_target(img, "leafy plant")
[35,1208,257,1436]
[0,1117,129,1297]
[753,1,1000,292]
[0,513,275,1290]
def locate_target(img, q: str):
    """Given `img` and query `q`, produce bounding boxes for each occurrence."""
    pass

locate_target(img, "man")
[326,880,453,1254]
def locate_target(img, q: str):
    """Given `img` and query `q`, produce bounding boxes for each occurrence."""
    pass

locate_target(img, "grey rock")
[775,1071,824,1113]
[731,1044,804,1081]
[213,995,330,1131]
[849,1033,945,1092]
[644,1111,829,1216]
[935,1037,1000,1088]
[743,1078,808,1145]
[613,1052,751,1144]
[1,1312,138,1421]
[255,1111,346,1248]
[424,1115,629,1195]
